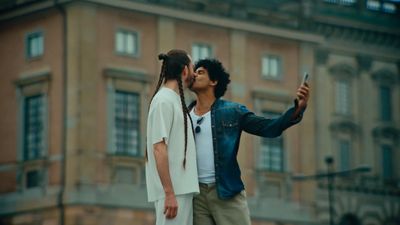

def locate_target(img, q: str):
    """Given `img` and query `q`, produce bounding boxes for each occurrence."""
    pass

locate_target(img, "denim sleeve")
[238,102,305,138]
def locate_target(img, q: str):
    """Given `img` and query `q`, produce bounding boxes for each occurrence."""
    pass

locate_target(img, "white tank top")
[190,109,215,184]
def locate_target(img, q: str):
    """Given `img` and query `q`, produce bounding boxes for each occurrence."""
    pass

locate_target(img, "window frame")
[115,28,140,58]
[338,139,351,171]
[25,169,43,189]
[25,30,44,60]
[261,54,283,81]
[23,94,46,161]
[15,71,50,192]
[191,43,213,63]
[258,111,285,172]
[381,145,394,181]
[379,85,392,122]
[113,90,141,157]
[335,79,352,116]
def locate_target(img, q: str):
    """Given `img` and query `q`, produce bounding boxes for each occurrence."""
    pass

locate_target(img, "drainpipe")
[54,0,67,225]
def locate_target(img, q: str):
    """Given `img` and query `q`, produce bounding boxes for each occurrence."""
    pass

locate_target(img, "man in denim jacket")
[188,59,310,225]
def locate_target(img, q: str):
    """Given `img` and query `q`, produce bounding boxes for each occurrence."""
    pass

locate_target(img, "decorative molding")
[329,119,359,134]
[86,0,324,43]
[370,69,398,85]
[328,63,357,79]
[311,21,400,49]
[103,67,153,83]
[0,0,56,22]
[372,125,400,142]
[14,69,51,86]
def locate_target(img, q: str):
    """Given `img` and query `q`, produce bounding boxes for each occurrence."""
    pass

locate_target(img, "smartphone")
[302,73,309,84]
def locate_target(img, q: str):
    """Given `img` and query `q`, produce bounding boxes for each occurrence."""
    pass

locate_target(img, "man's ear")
[181,66,188,79]
[183,65,189,76]
[210,80,218,87]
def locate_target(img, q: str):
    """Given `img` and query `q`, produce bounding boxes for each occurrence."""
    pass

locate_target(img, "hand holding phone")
[302,72,309,84]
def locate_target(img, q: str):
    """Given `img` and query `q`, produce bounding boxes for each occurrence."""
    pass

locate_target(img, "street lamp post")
[292,156,371,225]
[326,157,335,225]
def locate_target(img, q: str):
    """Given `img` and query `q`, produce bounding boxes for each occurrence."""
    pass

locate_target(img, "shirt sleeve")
[239,102,303,138]
[148,99,174,146]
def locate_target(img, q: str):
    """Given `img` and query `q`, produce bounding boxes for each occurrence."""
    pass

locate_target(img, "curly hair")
[194,59,231,98]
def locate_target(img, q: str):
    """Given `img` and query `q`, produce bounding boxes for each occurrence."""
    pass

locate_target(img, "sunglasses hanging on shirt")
[195,117,204,133]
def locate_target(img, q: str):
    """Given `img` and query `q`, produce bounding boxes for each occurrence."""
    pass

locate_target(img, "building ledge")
[329,118,359,134]
[104,66,153,83]
[14,68,51,86]
[248,197,317,224]
[0,185,153,216]
[372,123,400,142]
[318,181,400,196]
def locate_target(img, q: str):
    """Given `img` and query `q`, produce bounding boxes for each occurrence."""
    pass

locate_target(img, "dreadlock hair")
[147,49,191,169]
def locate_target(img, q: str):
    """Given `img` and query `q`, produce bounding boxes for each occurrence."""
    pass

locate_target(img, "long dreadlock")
[146,50,191,169]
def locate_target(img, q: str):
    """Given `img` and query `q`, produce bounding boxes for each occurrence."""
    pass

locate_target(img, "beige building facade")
[0,0,398,225]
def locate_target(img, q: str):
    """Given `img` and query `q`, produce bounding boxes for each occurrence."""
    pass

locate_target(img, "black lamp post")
[292,156,371,225]
[326,156,335,225]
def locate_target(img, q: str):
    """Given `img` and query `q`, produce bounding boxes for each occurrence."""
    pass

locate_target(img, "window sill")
[106,153,145,164]
[115,52,140,59]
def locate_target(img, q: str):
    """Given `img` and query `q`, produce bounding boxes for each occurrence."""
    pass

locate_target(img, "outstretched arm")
[240,83,310,138]
[153,140,178,219]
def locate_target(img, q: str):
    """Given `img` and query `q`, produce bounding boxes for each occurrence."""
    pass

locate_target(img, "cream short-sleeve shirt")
[146,87,199,202]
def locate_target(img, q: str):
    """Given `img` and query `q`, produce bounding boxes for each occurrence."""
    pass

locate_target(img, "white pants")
[154,194,193,225]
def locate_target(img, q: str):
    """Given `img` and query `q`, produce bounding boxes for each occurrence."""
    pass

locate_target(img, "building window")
[367,0,397,13]
[114,91,140,156]
[26,32,43,59]
[258,112,284,172]
[367,0,381,10]
[24,95,44,161]
[382,145,393,181]
[115,29,139,56]
[382,2,396,13]
[261,55,282,79]
[335,80,351,115]
[192,43,212,62]
[26,170,42,188]
[379,86,392,121]
[324,0,356,5]
[338,140,351,171]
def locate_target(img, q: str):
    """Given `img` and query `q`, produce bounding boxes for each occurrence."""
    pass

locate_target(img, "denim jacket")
[189,99,304,200]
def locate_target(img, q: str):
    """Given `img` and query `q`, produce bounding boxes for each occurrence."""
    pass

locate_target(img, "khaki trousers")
[193,183,251,225]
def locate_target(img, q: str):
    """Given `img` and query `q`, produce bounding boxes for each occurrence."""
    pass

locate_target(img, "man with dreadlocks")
[145,49,199,225]
[188,58,310,225]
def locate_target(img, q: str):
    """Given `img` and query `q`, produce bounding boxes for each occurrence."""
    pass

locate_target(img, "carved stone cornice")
[370,69,398,85]
[329,119,359,135]
[328,63,357,79]
[310,22,400,49]
[372,124,400,142]
[14,68,51,87]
